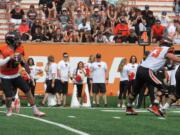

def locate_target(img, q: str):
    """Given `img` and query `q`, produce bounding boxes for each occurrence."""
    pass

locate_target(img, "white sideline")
[0,111,90,135]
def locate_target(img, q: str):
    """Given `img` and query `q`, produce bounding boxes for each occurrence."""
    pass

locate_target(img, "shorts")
[92,83,106,94]
[56,80,68,95]
[46,79,59,94]
[1,76,30,98]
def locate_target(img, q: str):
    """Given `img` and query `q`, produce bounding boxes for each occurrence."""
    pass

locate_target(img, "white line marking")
[101,110,148,113]
[0,111,89,135]
[157,117,166,120]
[68,116,76,118]
[113,116,121,119]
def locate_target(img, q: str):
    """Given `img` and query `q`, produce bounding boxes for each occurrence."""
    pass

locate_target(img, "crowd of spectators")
[1,0,180,44]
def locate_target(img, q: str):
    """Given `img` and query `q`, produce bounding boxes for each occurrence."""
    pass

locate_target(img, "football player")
[0,30,45,117]
[126,37,180,116]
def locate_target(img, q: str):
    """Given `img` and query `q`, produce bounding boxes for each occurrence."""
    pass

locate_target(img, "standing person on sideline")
[117,58,130,108]
[85,55,95,104]
[126,37,180,116]
[41,55,61,106]
[127,55,139,95]
[57,52,70,107]
[91,53,108,107]
[73,61,87,104]
[27,57,43,97]
[0,30,45,116]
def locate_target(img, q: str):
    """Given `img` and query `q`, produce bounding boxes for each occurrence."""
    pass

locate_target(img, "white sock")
[154,99,159,104]
[162,103,170,110]
[32,105,38,112]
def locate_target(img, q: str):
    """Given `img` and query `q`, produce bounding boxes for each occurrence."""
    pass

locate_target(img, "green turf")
[0,107,180,135]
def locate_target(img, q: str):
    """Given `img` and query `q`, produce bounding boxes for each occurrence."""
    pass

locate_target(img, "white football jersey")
[91,61,107,83]
[141,46,170,71]
[57,60,70,81]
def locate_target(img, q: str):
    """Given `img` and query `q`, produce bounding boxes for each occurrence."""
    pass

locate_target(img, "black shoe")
[104,104,108,107]
[96,104,100,107]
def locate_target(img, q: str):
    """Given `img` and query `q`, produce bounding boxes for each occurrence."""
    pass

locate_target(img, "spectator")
[127,28,138,43]
[27,58,43,98]
[53,28,63,42]
[57,52,71,107]
[117,58,129,108]
[46,0,57,18]
[58,7,70,30]
[18,19,31,41]
[72,61,87,103]
[10,4,24,26]
[41,55,61,106]
[42,4,49,18]
[126,55,139,95]
[74,8,84,27]
[94,31,108,43]
[166,20,177,39]
[113,30,126,43]
[90,8,102,25]
[151,20,165,43]
[91,53,108,107]
[141,5,153,27]
[27,4,38,28]
[55,0,65,14]
[107,4,117,28]
[78,18,91,32]
[39,0,47,9]
[158,11,171,27]
[114,17,129,38]
[32,27,45,42]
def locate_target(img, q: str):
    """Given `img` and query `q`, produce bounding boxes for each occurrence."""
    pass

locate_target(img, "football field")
[0,107,180,135]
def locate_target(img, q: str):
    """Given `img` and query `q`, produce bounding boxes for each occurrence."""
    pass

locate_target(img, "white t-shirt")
[73,68,86,84]
[126,63,139,80]
[46,62,57,80]
[29,65,42,80]
[141,46,169,72]
[78,22,91,31]
[91,61,107,83]
[57,60,70,81]
[85,62,94,78]
[120,65,129,81]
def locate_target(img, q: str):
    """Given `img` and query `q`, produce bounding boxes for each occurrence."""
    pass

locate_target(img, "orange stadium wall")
[1,43,180,96]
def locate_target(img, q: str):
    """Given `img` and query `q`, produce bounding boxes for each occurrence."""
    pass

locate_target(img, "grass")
[0,107,180,135]
[0,96,180,135]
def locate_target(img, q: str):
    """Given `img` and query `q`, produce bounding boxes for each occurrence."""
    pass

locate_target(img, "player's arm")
[20,55,31,74]
[0,52,12,66]
[166,53,180,63]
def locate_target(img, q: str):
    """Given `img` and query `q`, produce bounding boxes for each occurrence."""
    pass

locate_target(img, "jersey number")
[151,47,163,58]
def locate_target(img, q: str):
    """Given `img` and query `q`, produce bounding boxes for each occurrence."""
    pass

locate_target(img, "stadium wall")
[1,43,180,96]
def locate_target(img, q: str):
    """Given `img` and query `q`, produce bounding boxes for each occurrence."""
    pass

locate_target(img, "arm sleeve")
[0,57,11,66]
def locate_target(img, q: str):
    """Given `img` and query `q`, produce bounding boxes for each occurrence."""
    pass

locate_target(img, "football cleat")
[33,110,46,117]
[126,107,138,115]
[147,105,161,117]
[6,108,13,117]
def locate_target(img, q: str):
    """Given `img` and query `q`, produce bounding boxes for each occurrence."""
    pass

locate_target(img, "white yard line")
[0,111,90,135]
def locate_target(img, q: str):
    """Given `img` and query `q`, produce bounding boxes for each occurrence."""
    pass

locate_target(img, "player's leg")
[126,66,147,115]
[62,81,68,106]
[1,78,14,116]
[161,66,180,111]
[13,76,45,117]
[76,84,83,104]
[99,83,107,107]
[92,83,99,107]
[146,69,167,116]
